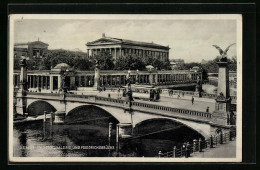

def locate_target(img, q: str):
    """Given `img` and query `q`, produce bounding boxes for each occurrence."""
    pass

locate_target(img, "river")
[13,118,203,157]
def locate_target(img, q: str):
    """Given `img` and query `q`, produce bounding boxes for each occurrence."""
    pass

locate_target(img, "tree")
[92,51,115,70]
[115,54,146,70]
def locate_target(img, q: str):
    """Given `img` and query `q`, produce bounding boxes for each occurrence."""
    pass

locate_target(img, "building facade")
[14,40,49,59]
[86,34,170,62]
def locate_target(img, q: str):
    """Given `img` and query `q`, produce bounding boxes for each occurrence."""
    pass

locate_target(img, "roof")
[86,36,170,50]
[52,63,71,70]
[14,41,49,47]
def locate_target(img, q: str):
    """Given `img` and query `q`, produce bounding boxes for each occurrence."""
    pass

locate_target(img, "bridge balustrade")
[131,101,212,119]
[24,92,212,120]
[163,89,236,101]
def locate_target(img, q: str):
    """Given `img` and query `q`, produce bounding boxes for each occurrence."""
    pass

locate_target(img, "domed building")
[51,63,72,72]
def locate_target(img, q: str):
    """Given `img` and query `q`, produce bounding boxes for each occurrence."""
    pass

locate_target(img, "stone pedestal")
[117,123,132,139]
[216,62,230,97]
[54,111,66,124]
[15,58,28,116]
[15,93,27,115]
[213,61,232,126]
[93,65,100,90]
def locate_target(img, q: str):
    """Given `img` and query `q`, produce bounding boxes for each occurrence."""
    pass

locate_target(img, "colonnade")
[157,73,198,85]
[13,71,201,91]
[87,47,169,62]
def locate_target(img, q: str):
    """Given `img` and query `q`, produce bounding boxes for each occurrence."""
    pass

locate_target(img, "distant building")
[190,66,200,72]
[169,59,185,70]
[14,40,49,59]
[86,33,170,62]
[201,59,209,64]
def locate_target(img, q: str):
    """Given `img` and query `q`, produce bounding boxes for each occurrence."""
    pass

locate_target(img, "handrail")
[158,129,236,158]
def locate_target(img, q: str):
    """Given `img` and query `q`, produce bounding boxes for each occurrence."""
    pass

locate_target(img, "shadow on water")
[14,118,204,157]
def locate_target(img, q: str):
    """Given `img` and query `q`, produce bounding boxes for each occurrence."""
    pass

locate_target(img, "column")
[41,76,44,89]
[114,48,117,60]
[70,76,75,89]
[50,76,53,91]
[44,76,47,89]
[120,48,122,58]
[29,75,32,88]
[58,75,62,89]
[36,76,40,89]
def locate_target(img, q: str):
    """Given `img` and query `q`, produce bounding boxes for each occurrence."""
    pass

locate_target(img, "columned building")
[13,63,201,92]
[14,40,49,59]
[86,34,170,62]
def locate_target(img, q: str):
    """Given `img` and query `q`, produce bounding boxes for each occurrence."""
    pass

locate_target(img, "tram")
[123,85,160,101]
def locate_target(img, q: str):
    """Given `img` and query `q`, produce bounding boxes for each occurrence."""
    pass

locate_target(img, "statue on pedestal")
[212,43,236,62]
[212,43,236,126]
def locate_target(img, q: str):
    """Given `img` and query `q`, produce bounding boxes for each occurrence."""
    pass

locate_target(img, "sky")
[13,17,237,62]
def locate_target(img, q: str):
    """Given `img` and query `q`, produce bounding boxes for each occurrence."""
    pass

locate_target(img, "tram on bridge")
[123,85,160,102]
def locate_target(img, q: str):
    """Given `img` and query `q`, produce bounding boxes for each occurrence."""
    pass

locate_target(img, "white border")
[8,14,242,163]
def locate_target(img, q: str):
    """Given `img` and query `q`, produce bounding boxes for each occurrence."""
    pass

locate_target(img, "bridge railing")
[161,89,237,101]
[26,92,60,96]
[157,129,236,158]
[26,91,211,119]
[95,96,125,105]
[132,101,212,119]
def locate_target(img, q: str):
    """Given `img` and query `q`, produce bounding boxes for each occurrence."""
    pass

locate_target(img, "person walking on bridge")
[191,96,194,105]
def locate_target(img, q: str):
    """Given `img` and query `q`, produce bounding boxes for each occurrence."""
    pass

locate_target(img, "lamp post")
[127,69,131,91]
[60,68,69,93]
[126,69,134,136]
[136,69,139,85]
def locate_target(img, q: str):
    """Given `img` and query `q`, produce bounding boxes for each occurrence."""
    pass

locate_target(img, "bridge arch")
[27,100,57,116]
[65,105,121,125]
[134,117,208,139]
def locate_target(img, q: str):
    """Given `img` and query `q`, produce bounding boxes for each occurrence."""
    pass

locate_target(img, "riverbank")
[192,140,236,158]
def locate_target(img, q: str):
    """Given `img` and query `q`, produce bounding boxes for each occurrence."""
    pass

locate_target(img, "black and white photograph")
[9,14,242,162]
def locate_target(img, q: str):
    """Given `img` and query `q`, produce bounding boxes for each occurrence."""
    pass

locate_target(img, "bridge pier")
[15,58,28,116]
[54,111,66,124]
[117,123,132,139]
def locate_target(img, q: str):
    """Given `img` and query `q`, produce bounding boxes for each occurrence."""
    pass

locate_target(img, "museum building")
[86,34,170,62]
[14,40,49,59]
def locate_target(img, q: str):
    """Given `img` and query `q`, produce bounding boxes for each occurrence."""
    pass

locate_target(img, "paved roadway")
[192,140,236,158]
[71,89,216,113]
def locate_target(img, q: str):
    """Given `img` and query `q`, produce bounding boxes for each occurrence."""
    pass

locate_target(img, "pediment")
[86,38,122,46]
[29,41,49,47]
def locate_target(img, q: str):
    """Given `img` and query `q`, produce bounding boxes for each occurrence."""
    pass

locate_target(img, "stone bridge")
[15,91,234,139]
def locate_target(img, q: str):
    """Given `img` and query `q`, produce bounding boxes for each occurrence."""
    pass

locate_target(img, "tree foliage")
[92,51,115,70]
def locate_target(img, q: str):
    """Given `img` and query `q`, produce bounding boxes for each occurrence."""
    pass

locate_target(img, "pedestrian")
[182,143,186,157]
[182,91,184,97]
[191,96,194,105]
[186,142,190,157]
[117,87,121,99]
[206,106,209,112]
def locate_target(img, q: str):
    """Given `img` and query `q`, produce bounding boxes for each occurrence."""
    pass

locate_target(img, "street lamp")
[60,67,69,93]
[136,69,139,85]
[126,69,134,136]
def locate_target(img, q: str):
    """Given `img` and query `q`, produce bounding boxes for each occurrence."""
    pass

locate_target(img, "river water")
[13,118,203,157]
